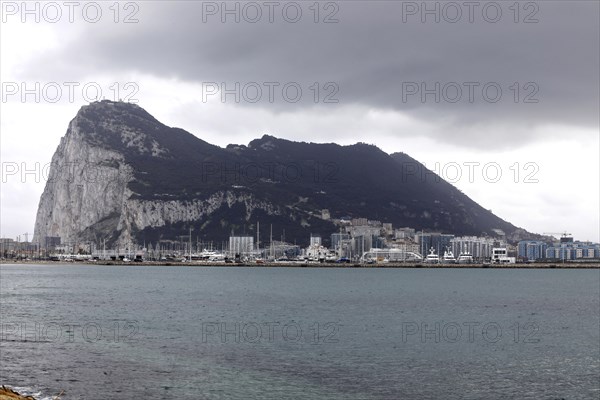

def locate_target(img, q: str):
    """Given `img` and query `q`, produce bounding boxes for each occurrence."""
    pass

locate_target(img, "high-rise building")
[545,241,600,261]
[0,238,16,256]
[450,236,496,262]
[353,234,373,257]
[517,240,548,261]
[331,233,351,251]
[382,223,393,235]
[349,225,381,238]
[229,236,254,256]
[310,235,322,247]
[416,233,454,256]
[394,228,415,240]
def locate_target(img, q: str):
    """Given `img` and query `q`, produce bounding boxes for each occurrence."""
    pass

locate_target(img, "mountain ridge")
[33,100,534,247]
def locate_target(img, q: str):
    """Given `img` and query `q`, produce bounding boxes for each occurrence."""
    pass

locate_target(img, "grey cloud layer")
[17,1,600,145]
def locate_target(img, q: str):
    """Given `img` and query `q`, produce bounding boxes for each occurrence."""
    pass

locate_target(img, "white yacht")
[442,248,456,263]
[425,248,440,264]
[457,252,474,263]
[198,249,226,262]
[456,244,474,264]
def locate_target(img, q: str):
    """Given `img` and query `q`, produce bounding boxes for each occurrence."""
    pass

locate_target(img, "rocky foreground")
[0,387,35,400]
[0,386,62,400]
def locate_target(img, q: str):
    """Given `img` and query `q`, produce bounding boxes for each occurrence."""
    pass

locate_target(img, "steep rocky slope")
[34,100,522,247]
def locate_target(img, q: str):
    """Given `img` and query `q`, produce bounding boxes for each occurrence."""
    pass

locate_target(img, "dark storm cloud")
[17,1,599,145]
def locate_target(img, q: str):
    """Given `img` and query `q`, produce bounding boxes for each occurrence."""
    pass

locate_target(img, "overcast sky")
[1,0,599,242]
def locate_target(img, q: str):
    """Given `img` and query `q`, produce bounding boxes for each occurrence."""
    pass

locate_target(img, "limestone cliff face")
[117,191,283,244]
[34,100,524,248]
[33,110,135,245]
[33,101,287,246]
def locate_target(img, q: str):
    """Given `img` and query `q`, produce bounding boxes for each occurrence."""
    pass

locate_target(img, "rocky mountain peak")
[34,102,528,248]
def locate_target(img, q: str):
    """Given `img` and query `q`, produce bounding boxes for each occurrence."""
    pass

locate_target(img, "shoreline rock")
[0,386,36,400]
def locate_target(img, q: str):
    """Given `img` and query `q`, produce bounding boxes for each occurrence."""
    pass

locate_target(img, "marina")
[2,259,598,269]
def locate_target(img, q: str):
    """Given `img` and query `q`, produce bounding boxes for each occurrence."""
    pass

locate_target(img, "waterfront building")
[336,238,354,258]
[353,234,373,256]
[361,248,423,262]
[331,233,351,252]
[450,236,496,262]
[0,238,16,256]
[416,232,454,257]
[389,242,421,255]
[517,240,548,261]
[229,236,254,256]
[491,248,516,264]
[394,228,416,240]
[310,235,322,247]
[545,241,600,261]
[267,241,301,259]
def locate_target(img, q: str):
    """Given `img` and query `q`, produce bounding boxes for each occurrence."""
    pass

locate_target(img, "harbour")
[2,260,599,269]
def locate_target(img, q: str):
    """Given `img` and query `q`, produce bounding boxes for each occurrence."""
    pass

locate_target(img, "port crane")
[543,232,573,263]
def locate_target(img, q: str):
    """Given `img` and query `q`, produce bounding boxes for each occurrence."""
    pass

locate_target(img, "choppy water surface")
[1,264,598,399]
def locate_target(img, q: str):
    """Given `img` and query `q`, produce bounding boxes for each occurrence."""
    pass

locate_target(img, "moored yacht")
[457,252,474,263]
[198,249,226,262]
[442,248,456,263]
[457,244,473,263]
[456,245,473,264]
[425,247,440,264]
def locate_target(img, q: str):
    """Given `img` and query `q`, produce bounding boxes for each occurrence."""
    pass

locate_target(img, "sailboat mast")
[270,224,273,259]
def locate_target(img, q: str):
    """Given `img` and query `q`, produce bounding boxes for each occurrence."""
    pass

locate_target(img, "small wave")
[10,386,60,400]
